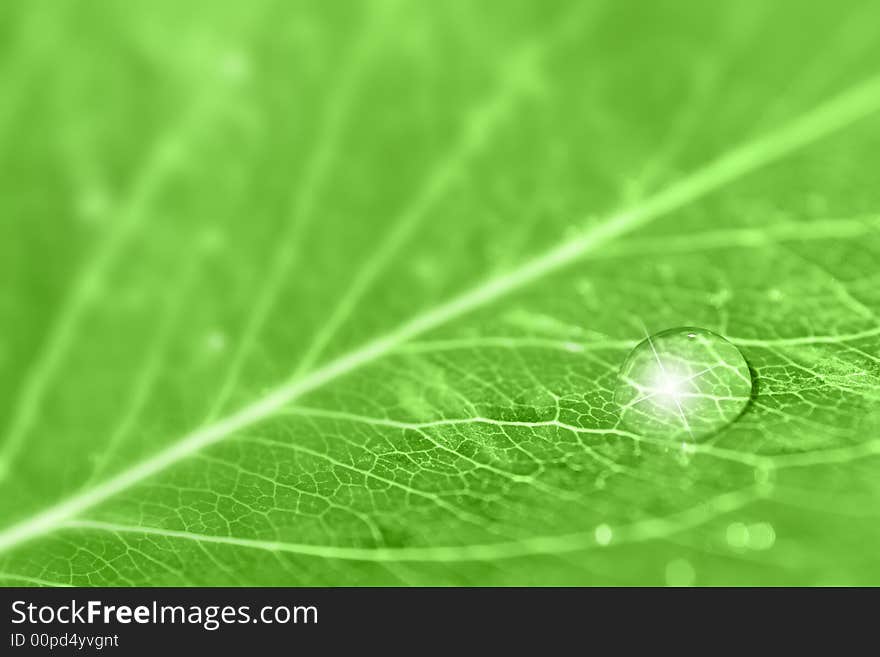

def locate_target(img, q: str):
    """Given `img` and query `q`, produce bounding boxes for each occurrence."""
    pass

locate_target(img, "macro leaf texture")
[2,0,880,586]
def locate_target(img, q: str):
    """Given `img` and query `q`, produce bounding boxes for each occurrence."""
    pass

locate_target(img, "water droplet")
[665,558,696,586]
[615,327,752,441]
[218,50,250,82]
[726,521,750,549]
[746,522,776,550]
[594,524,613,546]
[205,330,227,353]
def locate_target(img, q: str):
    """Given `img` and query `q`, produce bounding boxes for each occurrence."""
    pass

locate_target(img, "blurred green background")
[1,0,880,585]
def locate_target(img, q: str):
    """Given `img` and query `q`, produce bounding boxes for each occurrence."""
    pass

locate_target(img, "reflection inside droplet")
[614,326,752,441]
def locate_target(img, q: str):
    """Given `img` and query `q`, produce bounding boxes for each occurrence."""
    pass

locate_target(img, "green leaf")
[1,0,879,586]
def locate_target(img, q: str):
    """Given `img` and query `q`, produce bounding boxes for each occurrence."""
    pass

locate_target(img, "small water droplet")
[665,558,696,586]
[726,521,750,549]
[747,522,776,550]
[594,523,613,546]
[205,330,227,353]
[218,50,250,82]
[615,327,752,441]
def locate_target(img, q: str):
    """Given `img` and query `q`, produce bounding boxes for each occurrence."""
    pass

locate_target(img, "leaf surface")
[2,0,880,585]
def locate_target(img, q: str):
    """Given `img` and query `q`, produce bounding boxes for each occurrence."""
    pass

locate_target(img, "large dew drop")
[614,327,752,441]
